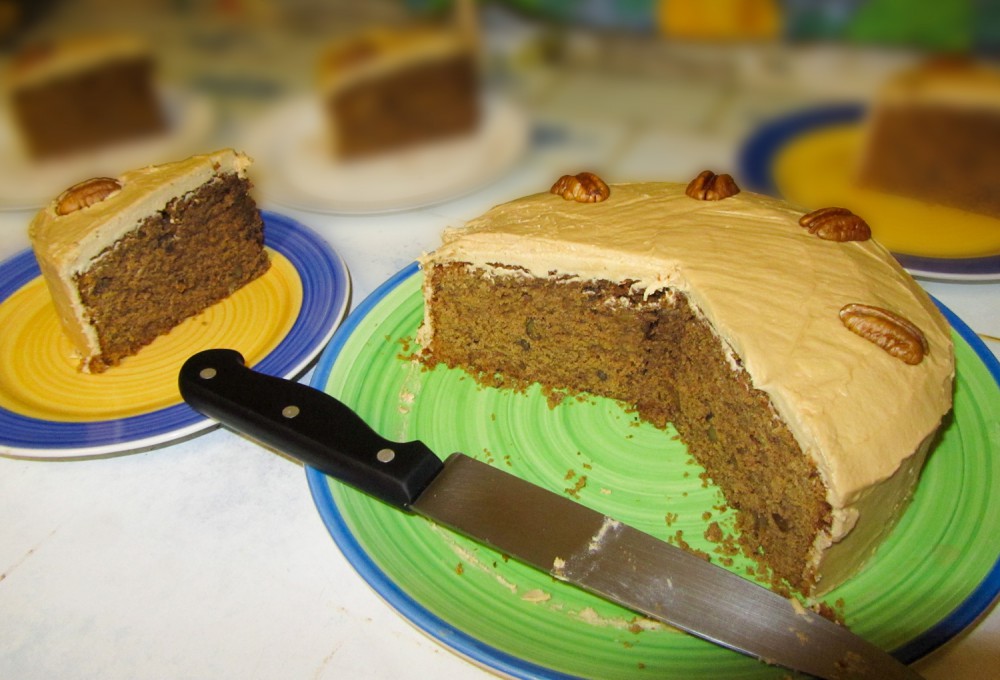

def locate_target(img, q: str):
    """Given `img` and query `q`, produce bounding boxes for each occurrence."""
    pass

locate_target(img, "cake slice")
[857,57,1000,218]
[29,149,269,373]
[418,171,955,596]
[7,34,166,160]
[317,4,479,160]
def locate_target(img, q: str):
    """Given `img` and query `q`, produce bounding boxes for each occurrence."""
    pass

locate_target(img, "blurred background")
[2,0,999,254]
[2,0,995,170]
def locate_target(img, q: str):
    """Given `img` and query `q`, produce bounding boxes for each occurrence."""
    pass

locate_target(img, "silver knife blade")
[417,453,920,680]
[178,349,923,680]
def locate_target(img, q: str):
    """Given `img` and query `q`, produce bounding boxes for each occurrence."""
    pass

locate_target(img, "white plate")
[0,86,216,211]
[241,92,529,214]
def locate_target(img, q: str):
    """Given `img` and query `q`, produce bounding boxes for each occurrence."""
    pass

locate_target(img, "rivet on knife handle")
[178,349,443,509]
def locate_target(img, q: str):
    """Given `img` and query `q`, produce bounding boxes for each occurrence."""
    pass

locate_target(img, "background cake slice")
[418,172,955,597]
[29,149,269,373]
[857,57,1000,218]
[317,3,480,160]
[7,34,167,160]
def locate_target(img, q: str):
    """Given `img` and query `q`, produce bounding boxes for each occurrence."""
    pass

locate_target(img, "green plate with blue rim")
[307,262,1000,679]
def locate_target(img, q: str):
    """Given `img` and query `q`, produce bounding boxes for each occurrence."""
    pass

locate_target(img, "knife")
[178,349,922,680]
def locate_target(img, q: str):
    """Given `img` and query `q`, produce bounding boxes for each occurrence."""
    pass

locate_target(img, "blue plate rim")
[0,210,350,458]
[737,103,1000,280]
[305,261,1000,677]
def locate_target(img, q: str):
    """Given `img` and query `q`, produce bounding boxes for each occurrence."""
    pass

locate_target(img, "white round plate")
[242,92,529,214]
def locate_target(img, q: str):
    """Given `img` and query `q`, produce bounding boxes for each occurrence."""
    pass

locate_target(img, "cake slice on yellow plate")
[29,149,270,373]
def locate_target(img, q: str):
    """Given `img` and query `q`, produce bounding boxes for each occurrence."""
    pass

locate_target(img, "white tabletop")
[1,27,998,680]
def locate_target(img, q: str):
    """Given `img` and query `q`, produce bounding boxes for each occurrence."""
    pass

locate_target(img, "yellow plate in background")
[740,104,1000,280]
[774,124,1000,259]
[0,212,351,458]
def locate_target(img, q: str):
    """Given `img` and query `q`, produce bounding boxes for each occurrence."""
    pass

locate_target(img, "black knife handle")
[178,349,444,510]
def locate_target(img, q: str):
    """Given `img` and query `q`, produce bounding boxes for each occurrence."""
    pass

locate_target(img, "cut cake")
[418,171,955,596]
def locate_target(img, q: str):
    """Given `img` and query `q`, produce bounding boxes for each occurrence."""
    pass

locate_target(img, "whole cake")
[857,57,1000,218]
[7,34,166,160]
[317,6,479,159]
[418,171,955,596]
[29,149,269,373]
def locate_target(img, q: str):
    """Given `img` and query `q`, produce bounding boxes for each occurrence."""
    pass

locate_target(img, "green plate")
[307,263,1000,679]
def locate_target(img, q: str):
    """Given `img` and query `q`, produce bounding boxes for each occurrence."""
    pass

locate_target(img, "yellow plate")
[740,105,1000,280]
[773,124,1000,259]
[0,211,351,458]
[0,249,298,421]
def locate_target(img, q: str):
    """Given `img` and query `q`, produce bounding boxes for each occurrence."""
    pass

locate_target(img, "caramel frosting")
[7,34,152,89]
[877,58,1000,109]
[29,149,252,369]
[317,24,474,97]
[420,182,955,591]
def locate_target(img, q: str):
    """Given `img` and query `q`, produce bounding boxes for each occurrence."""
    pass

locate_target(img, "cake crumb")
[542,386,568,408]
[565,475,587,498]
[669,530,711,561]
[811,600,845,625]
[521,589,551,603]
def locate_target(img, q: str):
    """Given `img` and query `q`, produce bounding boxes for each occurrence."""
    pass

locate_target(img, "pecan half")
[685,170,740,201]
[55,177,122,216]
[839,303,929,365]
[550,172,610,203]
[799,207,871,242]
